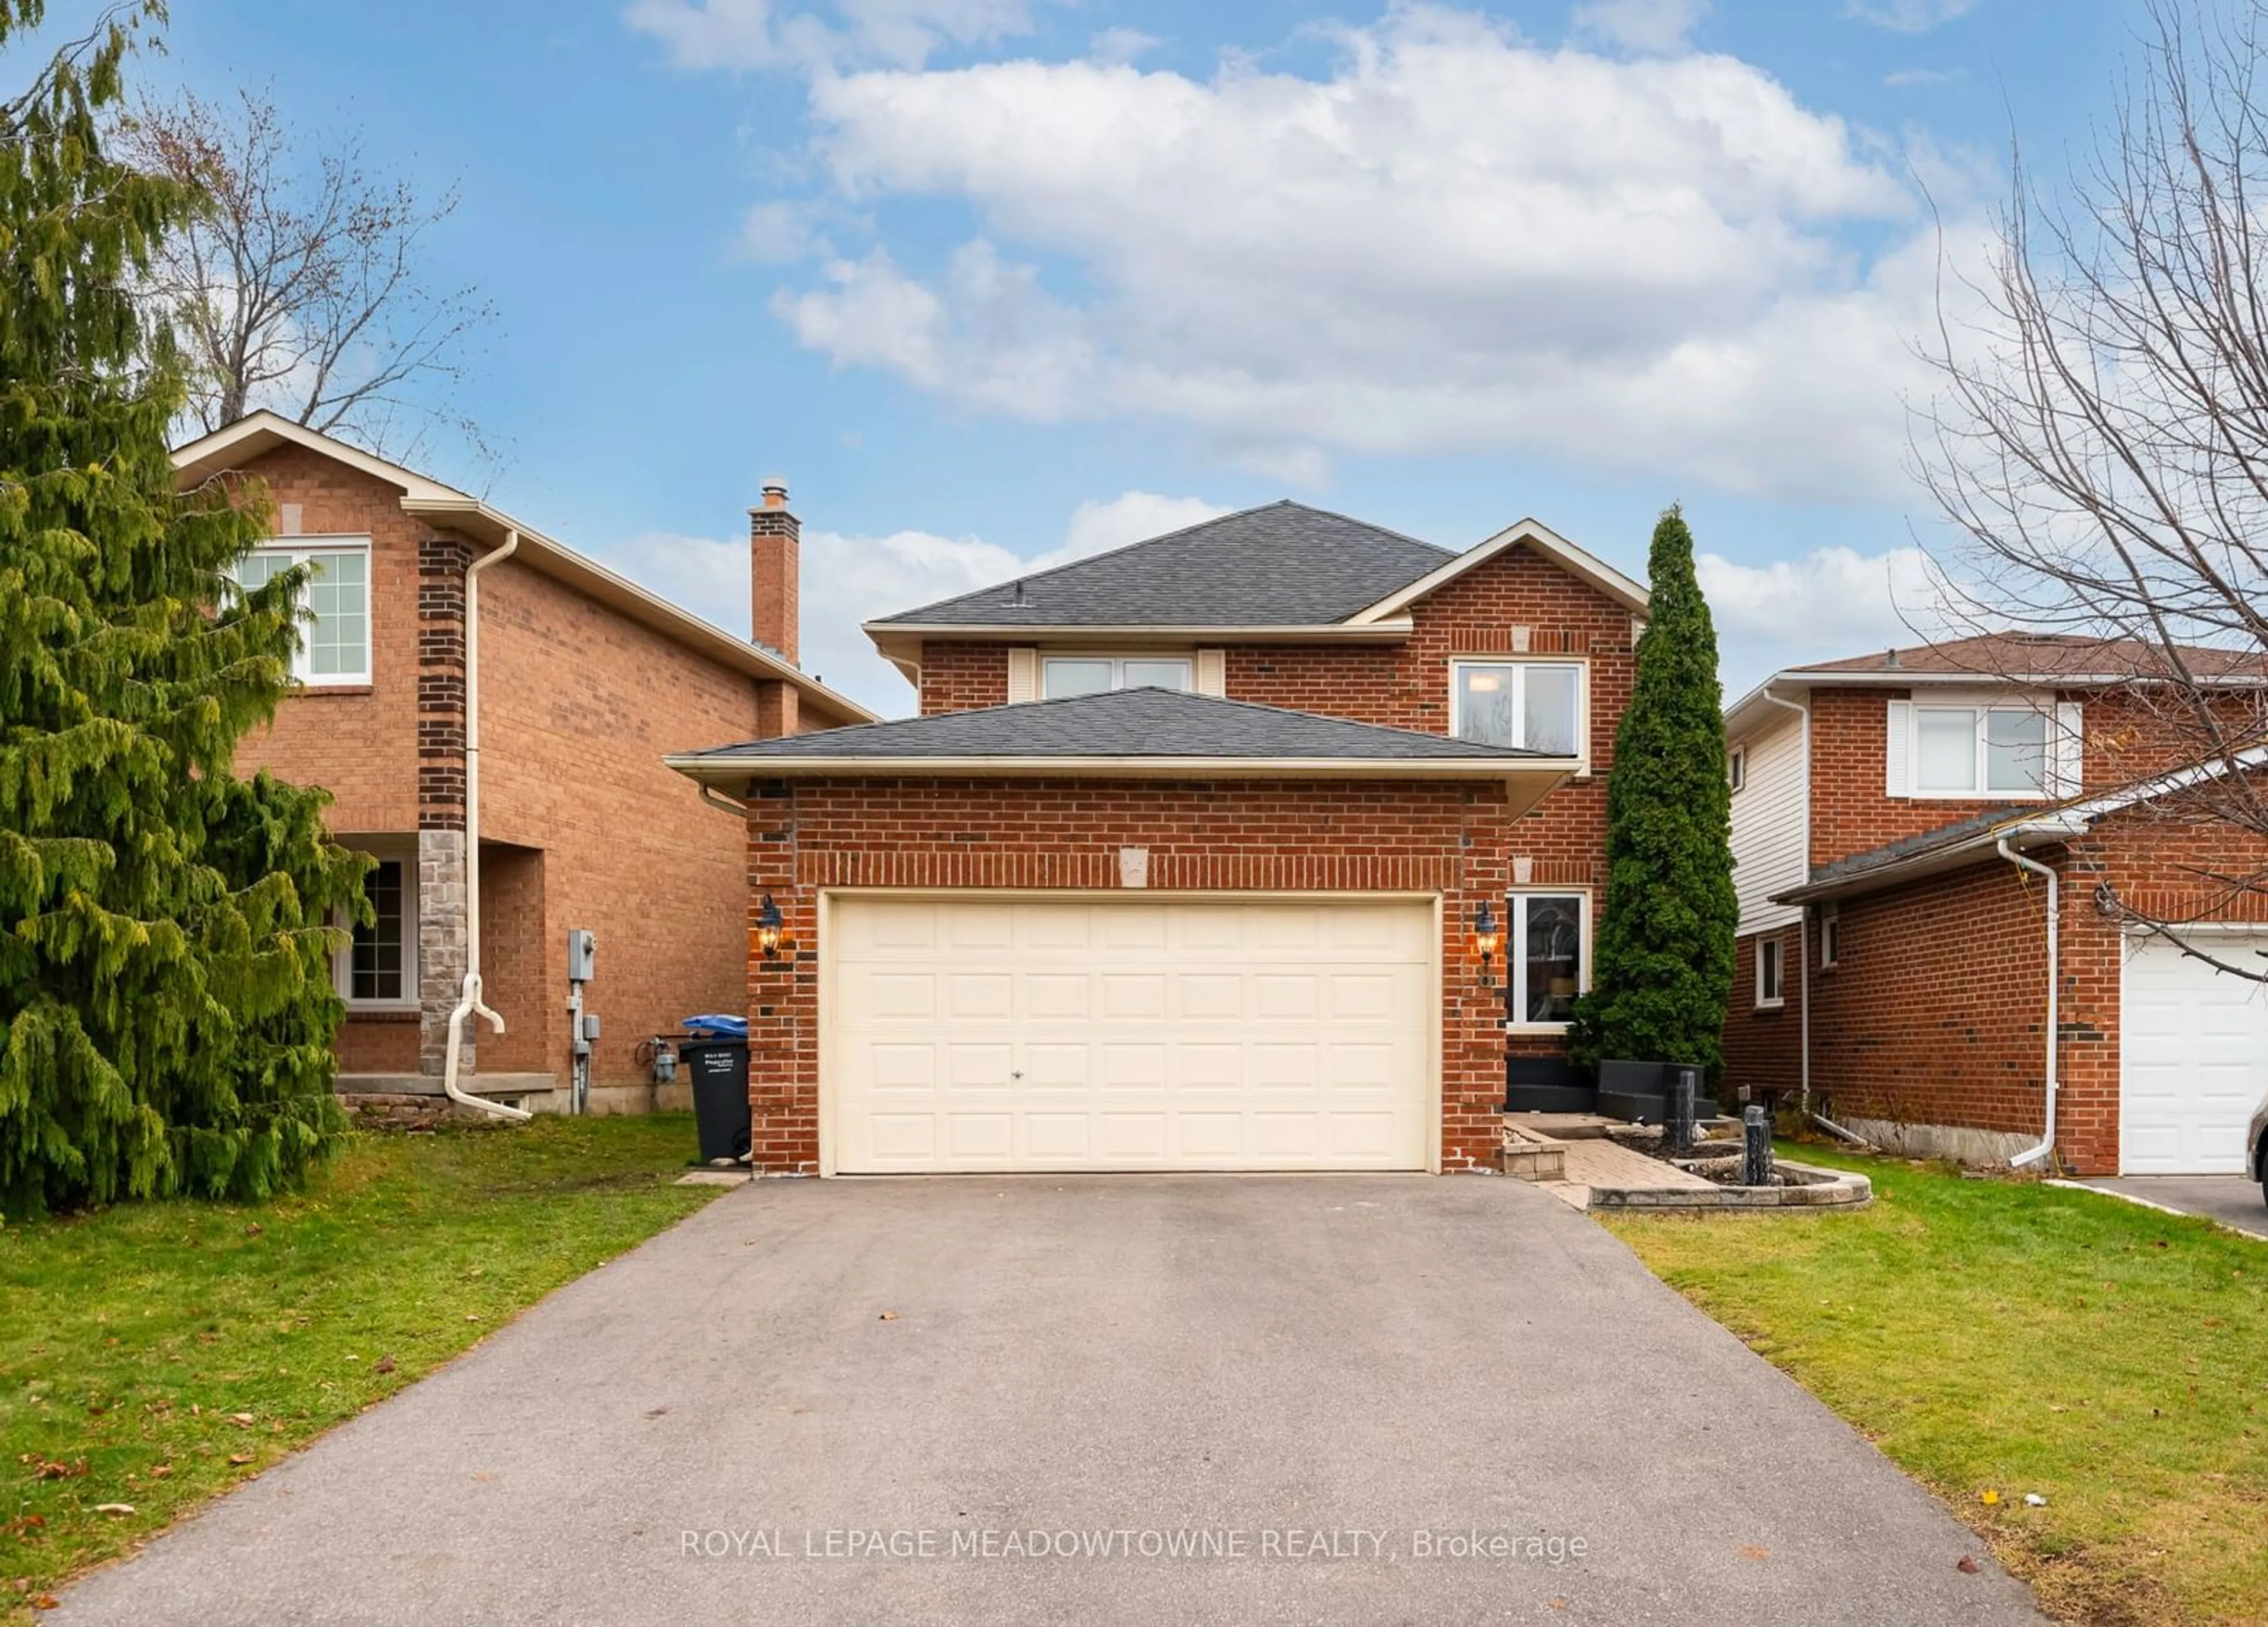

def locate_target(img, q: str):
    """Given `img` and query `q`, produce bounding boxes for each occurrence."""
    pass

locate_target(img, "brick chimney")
[750,478,800,664]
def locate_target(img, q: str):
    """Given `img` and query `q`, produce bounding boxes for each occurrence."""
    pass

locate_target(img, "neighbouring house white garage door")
[827,896,1436,1173]
[2122,930,2268,1174]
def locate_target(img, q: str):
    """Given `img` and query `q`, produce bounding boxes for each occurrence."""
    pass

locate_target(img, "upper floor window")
[235,540,372,686]
[1728,745,1746,793]
[1452,660,1583,756]
[1914,704,2047,797]
[1042,655,1192,699]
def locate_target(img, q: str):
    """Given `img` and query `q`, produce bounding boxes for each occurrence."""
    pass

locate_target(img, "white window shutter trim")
[1885,699,1912,797]
[1195,647,1226,696]
[2051,700,2084,796]
[1006,647,1037,704]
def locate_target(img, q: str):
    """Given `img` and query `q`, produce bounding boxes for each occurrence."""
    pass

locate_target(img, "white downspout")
[1999,837,2060,1169]
[441,529,530,1122]
[1758,686,1869,1146]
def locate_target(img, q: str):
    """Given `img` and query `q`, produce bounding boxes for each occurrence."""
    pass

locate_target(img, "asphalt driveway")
[2074,1174,2268,1239]
[56,1176,2043,1626]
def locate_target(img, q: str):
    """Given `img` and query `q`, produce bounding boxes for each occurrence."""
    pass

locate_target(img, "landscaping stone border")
[1585,1158,1872,1212]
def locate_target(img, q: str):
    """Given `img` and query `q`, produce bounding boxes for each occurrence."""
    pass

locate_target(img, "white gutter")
[1998,837,2060,1169]
[441,530,530,1122]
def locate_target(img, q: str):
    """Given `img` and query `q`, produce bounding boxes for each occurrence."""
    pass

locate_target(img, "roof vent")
[1011,579,1027,607]
[1885,648,1900,669]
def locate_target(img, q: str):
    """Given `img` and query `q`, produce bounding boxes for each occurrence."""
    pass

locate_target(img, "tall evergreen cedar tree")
[0,1,364,1217]
[1566,507,1738,1078]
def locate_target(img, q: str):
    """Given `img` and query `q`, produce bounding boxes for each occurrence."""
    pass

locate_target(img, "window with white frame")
[1728,745,1746,792]
[339,855,416,1007]
[1757,937,1785,1007]
[233,541,372,686]
[1453,661,1583,756]
[1507,892,1586,1026]
[1912,703,2050,797]
[1040,654,1192,699]
[1819,905,1840,969]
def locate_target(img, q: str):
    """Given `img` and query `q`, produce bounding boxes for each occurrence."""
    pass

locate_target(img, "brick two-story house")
[667,501,1649,1175]
[172,412,874,1114]
[1722,634,2268,1175]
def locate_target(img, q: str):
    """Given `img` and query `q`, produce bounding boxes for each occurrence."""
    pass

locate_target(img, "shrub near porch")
[1606,1148,2268,1627]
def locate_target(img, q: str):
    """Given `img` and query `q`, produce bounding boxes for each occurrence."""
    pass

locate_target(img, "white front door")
[827,895,1436,1173]
[2121,931,2268,1174]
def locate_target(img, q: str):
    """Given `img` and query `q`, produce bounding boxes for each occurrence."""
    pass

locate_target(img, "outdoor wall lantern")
[1474,899,1501,988]
[757,893,788,959]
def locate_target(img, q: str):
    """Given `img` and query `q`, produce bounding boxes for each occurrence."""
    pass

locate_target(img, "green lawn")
[1604,1146,2268,1627]
[1,1114,721,1619]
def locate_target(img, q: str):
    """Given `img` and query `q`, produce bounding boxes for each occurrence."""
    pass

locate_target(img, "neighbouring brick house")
[172,412,873,1113]
[1722,634,2268,1175]
[667,502,1651,1174]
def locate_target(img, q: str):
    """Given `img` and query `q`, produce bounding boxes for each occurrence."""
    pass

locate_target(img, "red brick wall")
[227,446,425,834]
[478,557,769,1087]
[476,844,547,1074]
[908,543,1629,901]
[1806,859,2058,1150]
[1806,686,2261,870]
[219,442,796,1096]
[337,1013,419,1073]
[1722,925,1804,1096]
[917,643,1009,714]
[740,776,1514,1174]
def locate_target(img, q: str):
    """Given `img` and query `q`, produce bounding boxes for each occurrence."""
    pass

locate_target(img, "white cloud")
[626,0,1034,71]
[738,200,833,262]
[1570,0,1709,55]
[1700,543,1955,691]
[609,490,1228,713]
[1845,0,1973,34]
[762,6,1984,502]
[1089,26,1160,66]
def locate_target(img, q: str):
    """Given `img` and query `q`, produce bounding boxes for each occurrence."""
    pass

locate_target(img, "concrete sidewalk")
[55,1176,2044,1626]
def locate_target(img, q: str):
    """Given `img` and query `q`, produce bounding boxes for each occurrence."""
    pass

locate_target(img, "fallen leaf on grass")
[93,1503,135,1517]
[1979,1489,2000,1506]
[227,1453,254,1466]
[148,1465,171,1479]
[374,1357,395,1375]
[30,1593,60,1610]
[1957,1556,1980,1574]
[227,1413,254,1426]
[32,1460,84,1482]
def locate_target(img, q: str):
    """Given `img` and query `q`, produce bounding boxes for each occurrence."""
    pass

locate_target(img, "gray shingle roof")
[1800,804,2033,889]
[871,501,1453,628]
[679,686,1555,764]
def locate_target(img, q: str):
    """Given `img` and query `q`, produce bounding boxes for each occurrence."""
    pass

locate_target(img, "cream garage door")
[828,896,1436,1173]
[2122,931,2268,1174]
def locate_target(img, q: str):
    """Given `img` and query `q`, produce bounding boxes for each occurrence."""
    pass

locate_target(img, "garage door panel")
[1025,974,1090,1019]
[1101,974,1167,1019]
[832,897,1433,1173]
[2122,931,2268,1174]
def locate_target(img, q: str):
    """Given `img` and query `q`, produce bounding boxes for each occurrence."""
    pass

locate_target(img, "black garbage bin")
[680,1036,752,1163]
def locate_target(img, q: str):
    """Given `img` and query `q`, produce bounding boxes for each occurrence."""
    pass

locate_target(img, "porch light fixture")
[1474,899,1501,988]
[757,894,787,958]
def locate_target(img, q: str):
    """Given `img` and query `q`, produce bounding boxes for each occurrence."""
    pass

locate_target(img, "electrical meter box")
[566,929,596,983]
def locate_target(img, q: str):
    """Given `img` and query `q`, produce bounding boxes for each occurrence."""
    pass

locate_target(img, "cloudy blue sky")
[139,0,2129,714]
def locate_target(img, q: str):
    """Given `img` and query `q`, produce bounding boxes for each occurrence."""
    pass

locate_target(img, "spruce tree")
[1567,506,1738,1078]
[0,2,364,1216]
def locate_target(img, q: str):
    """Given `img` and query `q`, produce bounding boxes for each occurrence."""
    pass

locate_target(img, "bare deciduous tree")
[1916,0,2268,978]
[120,85,497,466]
